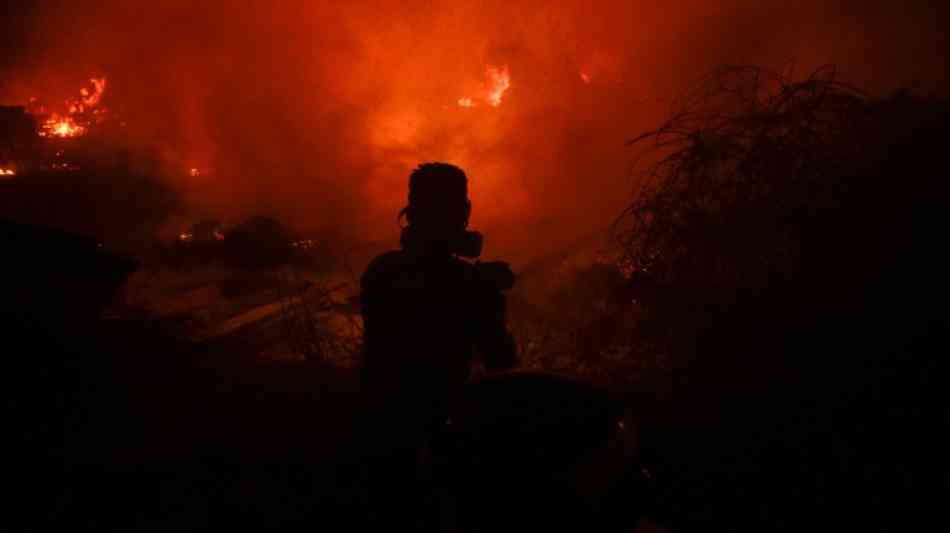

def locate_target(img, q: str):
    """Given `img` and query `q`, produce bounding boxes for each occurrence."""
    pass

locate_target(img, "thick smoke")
[1,0,947,264]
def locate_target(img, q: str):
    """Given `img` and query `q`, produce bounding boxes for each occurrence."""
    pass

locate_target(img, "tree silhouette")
[613,66,949,531]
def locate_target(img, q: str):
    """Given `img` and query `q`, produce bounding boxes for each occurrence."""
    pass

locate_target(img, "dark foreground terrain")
[4,211,944,533]
[2,222,644,531]
[5,309,645,532]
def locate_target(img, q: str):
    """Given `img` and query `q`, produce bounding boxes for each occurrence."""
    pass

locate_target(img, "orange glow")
[4,1,946,265]
[0,168,16,177]
[190,168,202,177]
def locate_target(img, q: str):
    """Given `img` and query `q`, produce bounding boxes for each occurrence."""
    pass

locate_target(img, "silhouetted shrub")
[616,65,949,374]
[0,168,180,254]
[223,215,295,269]
[613,65,949,531]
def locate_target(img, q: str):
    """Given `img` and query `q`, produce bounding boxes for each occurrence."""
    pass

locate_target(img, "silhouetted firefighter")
[359,162,517,521]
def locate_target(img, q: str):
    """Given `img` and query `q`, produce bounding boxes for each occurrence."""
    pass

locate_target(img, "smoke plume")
[1,1,946,264]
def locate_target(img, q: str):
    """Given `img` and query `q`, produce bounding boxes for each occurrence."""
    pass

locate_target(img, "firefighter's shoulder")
[361,250,415,289]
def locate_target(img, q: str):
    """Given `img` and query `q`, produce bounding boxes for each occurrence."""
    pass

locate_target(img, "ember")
[0,168,16,177]
[292,239,317,249]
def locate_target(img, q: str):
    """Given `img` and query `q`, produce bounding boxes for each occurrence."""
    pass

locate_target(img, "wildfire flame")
[457,64,511,109]
[81,78,108,108]
[0,168,16,177]
[42,115,86,138]
[36,77,108,139]
[485,65,511,107]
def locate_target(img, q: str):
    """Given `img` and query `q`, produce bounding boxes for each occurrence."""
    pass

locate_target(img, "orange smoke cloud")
[1,1,947,264]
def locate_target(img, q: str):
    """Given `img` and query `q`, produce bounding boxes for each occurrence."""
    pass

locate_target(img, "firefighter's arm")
[474,288,518,371]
